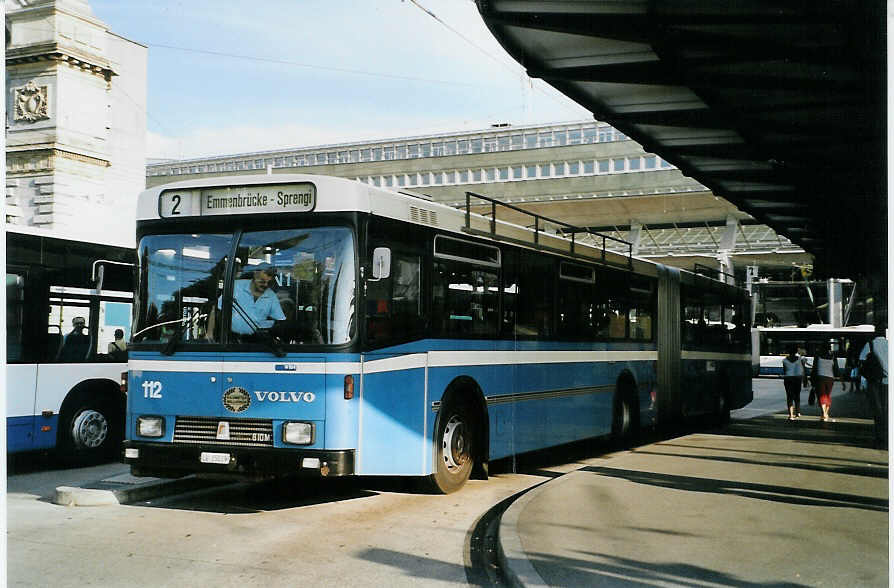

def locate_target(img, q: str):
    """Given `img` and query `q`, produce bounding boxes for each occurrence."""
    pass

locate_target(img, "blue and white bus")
[7,226,134,462]
[753,324,874,376]
[123,174,751,492]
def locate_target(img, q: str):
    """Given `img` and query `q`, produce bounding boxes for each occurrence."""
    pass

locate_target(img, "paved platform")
[499,389,890,586]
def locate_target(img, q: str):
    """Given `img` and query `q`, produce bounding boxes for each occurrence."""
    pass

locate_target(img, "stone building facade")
[5,0,146,245]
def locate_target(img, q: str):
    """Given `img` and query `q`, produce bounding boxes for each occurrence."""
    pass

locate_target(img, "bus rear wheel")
[612,390,636,443]
[429,400,475,493]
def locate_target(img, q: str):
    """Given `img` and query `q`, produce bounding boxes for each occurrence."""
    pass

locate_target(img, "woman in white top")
[811,344,840,421]
[781,345,807,420]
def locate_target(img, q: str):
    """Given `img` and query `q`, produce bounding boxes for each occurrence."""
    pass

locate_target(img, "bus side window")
[366,249,423,344]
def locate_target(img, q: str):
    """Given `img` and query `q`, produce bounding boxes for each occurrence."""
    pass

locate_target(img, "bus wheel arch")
[57,379,125,464]
[428,377,488,493]
[612,371,640,442]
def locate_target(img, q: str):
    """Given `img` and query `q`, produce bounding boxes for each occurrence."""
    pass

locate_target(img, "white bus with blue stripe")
[7,227,134,463]
[123,174,751,492]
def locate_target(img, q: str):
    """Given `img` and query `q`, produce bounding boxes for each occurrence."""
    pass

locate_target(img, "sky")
[88,0,593,161]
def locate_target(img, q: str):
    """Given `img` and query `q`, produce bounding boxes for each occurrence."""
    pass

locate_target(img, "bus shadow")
[137,476,380,513]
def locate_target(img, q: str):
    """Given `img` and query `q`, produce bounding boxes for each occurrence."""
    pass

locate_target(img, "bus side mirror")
[371,247,391,280]
[372,247,391,280]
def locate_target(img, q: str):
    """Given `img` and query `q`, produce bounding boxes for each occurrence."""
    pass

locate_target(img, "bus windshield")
[134,227,355,347]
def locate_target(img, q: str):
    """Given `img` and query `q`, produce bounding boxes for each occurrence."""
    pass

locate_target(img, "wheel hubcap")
[71,409,109,449]
[442,414,469,472]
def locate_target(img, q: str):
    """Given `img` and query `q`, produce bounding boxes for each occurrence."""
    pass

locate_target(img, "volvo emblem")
[222,386,250,413]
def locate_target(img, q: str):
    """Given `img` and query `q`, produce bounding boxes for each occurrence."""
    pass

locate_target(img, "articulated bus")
[753,324,874,376]
[7,227,134,462]
[123,174,751,492]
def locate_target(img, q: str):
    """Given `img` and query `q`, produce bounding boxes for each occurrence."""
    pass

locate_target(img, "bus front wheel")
[429,399,475,493]
[59,398,119,464]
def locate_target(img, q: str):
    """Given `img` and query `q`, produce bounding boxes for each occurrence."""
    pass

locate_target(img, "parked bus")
[123,174,751,492]
[753,324,874,376]
[7,227,134,462]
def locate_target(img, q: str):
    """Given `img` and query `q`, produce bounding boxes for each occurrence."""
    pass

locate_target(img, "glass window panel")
[554,130,567,145]
[396,145,406,159]
[486,168,496,181]
[434,173,443,185]
[583,160,595,174]
[421,143,431,157]
[444,141,456,155]
[383,147,394,160]
[629,157,641,171]
[420,172,431,184]
[432,261,499,338]
[525,133,537,148]
[498,167,509,180]
[366,250,423,345]
[383,176,393,187]
[228,228,355,345]
[526,165,537,177]
[473,169,482,182]
[498,136,510,150]
[540,163,551,177]
[598,159,610,173]
[457,140,469,154]
[445,170,455,183]
[408,144,419,158]
[432,143,444,156]
[511,135,523,149]
[134,233,234,345]
[613,158,626,172]
[512,166,523,179]
[538,132,553,147]
[554,162,566,175]
[569,129,582,144]
[397,175,406,187]
[372,148,382,161]
[459,170,469,183]
[568,161,579,174]
[470,139,482,153]
[644,155,656,169]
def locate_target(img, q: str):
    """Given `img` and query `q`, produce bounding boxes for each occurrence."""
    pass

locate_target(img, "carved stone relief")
[14,81,50,122]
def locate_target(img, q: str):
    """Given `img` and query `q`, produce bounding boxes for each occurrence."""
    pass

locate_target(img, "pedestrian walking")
[782,345,807,420]
[859,326,888,448]
[811,344,840,422]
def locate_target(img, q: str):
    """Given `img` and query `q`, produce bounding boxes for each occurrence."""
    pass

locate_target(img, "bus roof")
[136,173,745,289]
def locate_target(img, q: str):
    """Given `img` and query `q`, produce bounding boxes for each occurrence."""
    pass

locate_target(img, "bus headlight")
[283,422,314,445]
[137,416,165,438]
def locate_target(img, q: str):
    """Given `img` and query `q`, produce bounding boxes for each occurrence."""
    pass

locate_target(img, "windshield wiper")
[161,309,206,356]
[232,298,286,357]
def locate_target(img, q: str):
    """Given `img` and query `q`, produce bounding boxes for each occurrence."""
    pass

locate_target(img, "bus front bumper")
[123,441,354,479]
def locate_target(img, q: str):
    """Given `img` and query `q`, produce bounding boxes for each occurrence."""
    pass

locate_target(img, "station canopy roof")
[476,1,886,279]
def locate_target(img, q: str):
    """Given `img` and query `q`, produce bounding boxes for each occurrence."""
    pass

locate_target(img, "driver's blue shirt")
[230,279,285,334]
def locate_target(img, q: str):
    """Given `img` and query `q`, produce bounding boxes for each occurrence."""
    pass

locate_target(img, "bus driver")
[229,264,286,334]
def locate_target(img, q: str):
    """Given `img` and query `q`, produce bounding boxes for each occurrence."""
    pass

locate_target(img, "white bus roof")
[135,174,726,283]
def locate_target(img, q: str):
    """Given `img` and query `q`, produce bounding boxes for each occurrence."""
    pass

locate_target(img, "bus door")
[6,267,40,451]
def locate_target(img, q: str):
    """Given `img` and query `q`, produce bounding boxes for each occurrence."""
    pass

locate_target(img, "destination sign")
[159,183,316,217]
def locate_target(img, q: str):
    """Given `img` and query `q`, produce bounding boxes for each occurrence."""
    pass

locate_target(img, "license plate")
[200,452,231,465]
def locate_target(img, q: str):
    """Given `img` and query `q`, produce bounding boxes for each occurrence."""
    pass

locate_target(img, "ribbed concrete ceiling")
[476,0,886,280]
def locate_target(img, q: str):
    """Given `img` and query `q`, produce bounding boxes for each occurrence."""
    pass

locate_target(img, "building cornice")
[6,41,116,79]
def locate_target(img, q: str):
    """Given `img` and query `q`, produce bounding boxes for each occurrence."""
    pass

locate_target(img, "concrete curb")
[53,474,217,507]
[497,479,553,588]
